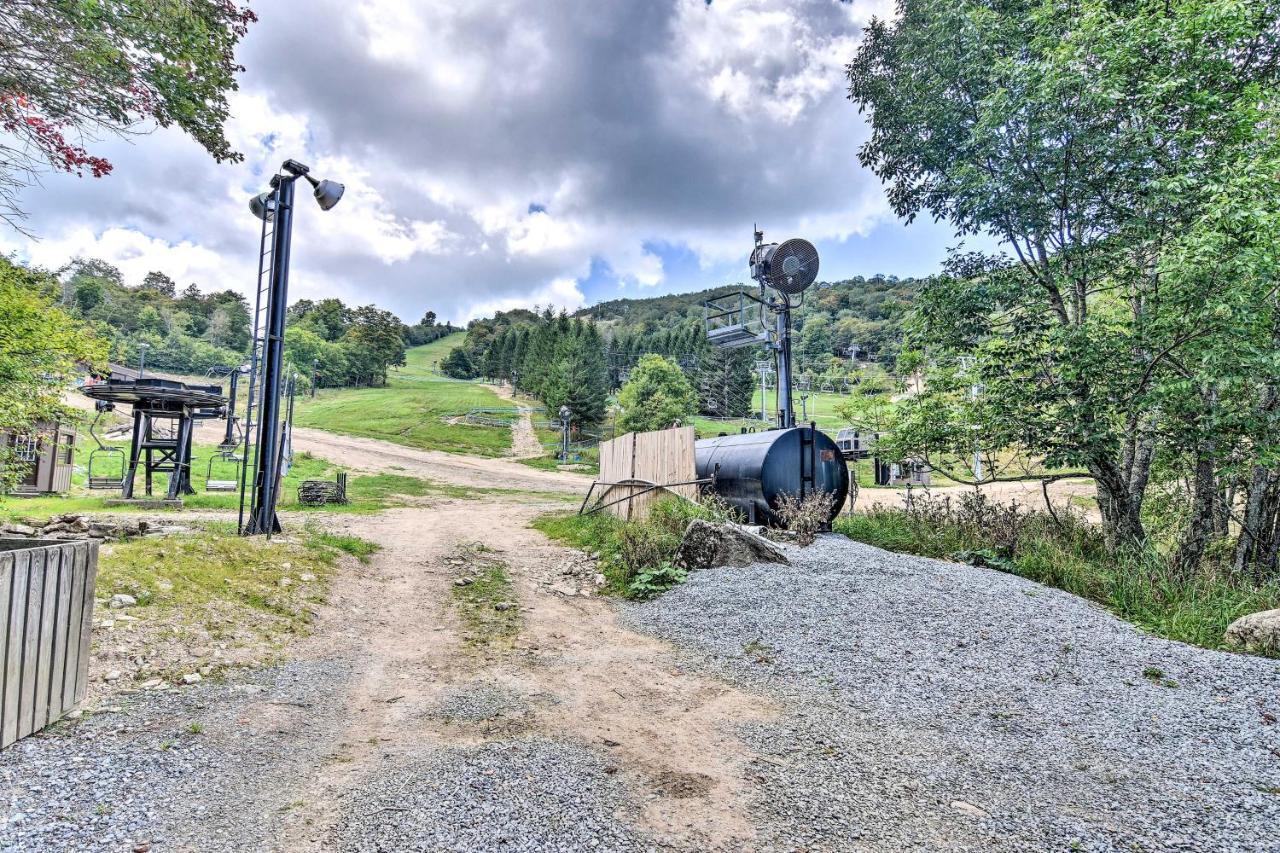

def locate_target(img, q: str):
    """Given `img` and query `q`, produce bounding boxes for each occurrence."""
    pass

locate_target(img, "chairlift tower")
[704,229,819,430]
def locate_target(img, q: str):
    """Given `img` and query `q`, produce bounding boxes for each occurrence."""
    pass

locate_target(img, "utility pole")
[311,359,319,399]
[754,360,772,425]
[137,342,150,380]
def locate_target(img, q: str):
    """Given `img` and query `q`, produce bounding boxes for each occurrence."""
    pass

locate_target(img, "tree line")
[52,256,451,390]
[445,308,757,430]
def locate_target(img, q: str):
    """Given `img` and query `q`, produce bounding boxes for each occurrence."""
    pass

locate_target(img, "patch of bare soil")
[490,382,547,459]
[850,477,1099,521]
[271,499,777,851]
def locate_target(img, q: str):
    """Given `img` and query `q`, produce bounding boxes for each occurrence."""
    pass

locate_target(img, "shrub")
[534,496,732,598]
[775,491,836,546]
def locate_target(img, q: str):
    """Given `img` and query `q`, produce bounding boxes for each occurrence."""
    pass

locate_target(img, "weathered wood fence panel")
[597,426,697,520]
[1,539,98,750]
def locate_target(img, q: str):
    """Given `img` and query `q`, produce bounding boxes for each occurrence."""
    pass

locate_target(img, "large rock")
[1224,608,1280,654]
[674,520,789,571]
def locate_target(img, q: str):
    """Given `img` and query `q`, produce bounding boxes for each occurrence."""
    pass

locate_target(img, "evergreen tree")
[541,321,609,429]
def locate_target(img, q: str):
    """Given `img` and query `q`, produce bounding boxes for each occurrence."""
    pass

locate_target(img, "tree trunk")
[1092,459,1146,548]
[1173,450,1219,574]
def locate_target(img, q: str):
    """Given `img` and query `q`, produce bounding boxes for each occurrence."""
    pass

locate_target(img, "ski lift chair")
[205,451,242,492]
[86,402,126,491]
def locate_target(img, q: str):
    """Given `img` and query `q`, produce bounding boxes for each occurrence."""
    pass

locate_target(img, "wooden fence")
[597,426,698,520]
[1,539,98,749]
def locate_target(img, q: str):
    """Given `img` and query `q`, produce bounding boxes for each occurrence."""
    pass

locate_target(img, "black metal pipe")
[222,369,240,447]
[244,176,295,535]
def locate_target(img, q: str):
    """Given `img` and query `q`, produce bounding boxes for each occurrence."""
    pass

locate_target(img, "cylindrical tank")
[695,426,850,526]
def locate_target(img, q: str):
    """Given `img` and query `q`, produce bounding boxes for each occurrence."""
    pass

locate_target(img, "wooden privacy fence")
[1,539,98,749]
[592,426,699,521]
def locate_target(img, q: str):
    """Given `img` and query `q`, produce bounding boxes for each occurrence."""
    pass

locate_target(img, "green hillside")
[293,333,513,457]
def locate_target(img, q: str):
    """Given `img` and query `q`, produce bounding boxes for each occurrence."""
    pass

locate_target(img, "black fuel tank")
[695,426,849,526]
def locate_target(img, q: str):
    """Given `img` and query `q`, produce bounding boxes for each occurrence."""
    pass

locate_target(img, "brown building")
[1,422,76,496]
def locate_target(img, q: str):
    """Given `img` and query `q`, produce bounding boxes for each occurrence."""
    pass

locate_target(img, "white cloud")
[0,0,907,323]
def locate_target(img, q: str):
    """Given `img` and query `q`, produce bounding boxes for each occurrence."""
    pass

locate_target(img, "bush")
[534,496,732,598]
[775,491,836,546]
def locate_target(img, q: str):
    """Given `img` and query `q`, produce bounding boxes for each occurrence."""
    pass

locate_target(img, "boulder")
[1224,608,1280,654]
[674,520,789,571]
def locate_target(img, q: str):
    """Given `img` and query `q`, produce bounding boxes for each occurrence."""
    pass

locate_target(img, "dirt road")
[291,425,589,495]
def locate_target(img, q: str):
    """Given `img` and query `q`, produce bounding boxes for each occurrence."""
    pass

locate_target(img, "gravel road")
[622,535,1280,852]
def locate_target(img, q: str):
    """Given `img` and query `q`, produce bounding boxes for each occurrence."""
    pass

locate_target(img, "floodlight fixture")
[305,175,345,210]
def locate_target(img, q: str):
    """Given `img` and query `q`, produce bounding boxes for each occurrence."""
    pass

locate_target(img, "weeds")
[449,544,520,646]
[533,496,732,598]
[835,491,1280,652]
[775,491,835,546]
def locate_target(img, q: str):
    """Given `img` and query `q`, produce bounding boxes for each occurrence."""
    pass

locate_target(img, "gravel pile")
[622,535,1280,852]
[332,738,652,852]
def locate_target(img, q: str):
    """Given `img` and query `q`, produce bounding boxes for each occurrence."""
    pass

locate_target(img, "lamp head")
[305,175,345,210]
[249,191,276,222]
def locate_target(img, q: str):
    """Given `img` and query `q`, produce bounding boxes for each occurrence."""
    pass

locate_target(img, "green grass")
[449,544,520,646]
[304,528,381,563]
[835,508,1280,653]
[533,497,730,598]
[98,527,376,634]
[0,441,468,522]
[293,333,513,457]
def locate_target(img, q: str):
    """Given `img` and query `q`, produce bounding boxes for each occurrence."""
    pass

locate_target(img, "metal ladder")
[799,423,817,500]
[238,189,276,532]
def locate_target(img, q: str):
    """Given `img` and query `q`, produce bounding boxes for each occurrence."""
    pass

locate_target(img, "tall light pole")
[241,159,344,536]
[137,342,150,380]
[558,405,572,460]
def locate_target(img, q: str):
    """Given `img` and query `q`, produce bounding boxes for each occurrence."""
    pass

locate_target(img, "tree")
[0,1,256,228]
[698,346,754,418]
[343,306,407,385]
[617,354,698,434]
[541,322,610,429]
[848,0,1280,548]
[441,347,475,379]
[141,271,176,297]
[0,257,107,490]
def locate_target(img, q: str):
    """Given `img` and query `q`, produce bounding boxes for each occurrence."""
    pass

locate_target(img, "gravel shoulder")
[621,535,1280,852]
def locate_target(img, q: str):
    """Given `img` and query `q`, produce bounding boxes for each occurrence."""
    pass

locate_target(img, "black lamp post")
[241,159,343,536]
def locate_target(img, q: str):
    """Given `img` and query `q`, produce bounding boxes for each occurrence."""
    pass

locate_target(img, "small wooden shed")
[1,422,77,496]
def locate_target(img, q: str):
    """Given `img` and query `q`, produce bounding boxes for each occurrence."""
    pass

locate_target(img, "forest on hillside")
[442,274,921,428]
[38,256,452,388]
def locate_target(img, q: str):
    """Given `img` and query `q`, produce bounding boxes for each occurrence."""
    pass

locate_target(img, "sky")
[0,0,967,326]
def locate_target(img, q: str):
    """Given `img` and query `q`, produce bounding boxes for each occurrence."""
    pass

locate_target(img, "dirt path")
[490,382,547,458]
[290,425,589,494]
[850,475,1099,519]
[260,500,774,850]
[18,425,773,849]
